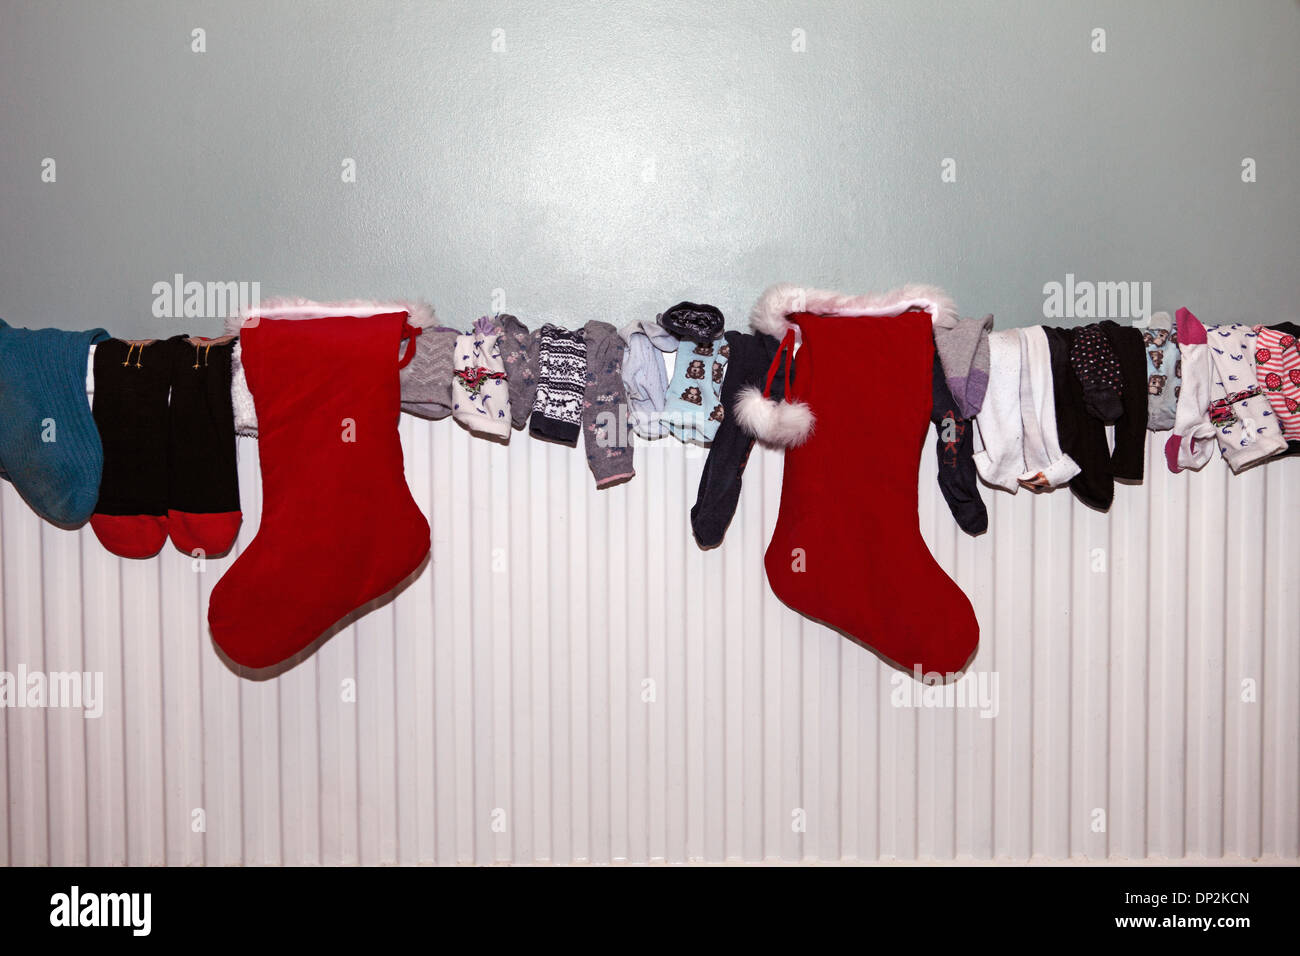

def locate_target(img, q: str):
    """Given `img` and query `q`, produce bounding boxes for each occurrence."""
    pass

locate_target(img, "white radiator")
[1,421,1297,864]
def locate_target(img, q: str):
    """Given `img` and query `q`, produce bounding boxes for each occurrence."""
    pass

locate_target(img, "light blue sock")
[663,336,729,444]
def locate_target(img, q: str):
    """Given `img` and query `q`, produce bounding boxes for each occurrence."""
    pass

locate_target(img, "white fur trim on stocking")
[749,282,958,340]
[230,338,259,436]
[742,282,956,447]
[225,296,437,334]
[225,297,438,436]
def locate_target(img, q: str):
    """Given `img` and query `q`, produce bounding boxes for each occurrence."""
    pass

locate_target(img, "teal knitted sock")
[0,318,110,526]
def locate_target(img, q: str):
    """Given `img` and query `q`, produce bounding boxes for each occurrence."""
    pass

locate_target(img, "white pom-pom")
[733,385,815,448]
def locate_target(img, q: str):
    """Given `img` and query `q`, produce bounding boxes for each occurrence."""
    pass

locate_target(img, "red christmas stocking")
[737,285,979,676]
[208,311,430,669]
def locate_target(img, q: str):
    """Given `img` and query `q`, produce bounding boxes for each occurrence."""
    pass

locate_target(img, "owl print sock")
[529,324,586,446]
[663,335,729,444]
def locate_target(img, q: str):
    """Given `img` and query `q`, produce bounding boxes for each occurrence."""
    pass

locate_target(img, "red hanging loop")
[761,328,797,400]
[397,321,422,369]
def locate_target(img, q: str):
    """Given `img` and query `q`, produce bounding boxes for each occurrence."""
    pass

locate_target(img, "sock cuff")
[1175,307,1207,344]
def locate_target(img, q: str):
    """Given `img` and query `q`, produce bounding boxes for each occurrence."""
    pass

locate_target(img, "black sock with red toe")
[90,339,171,558]
[166,335,242,557]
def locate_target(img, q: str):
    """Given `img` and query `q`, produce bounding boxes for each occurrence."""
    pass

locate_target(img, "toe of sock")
[91,513,168,559]
[168,510,242,557]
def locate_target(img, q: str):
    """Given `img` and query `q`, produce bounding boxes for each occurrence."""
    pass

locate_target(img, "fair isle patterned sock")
[529,324,586,445]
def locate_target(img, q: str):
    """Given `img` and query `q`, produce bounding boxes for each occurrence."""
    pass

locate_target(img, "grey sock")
[932,313,993,419]
[401,327,460,420]
[498,314,536,429]
[619,319,676,439]
[582,320,634,487]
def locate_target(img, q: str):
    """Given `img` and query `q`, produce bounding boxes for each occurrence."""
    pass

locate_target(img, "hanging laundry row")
[1167,311,1299,470]
[0,322,241,556]
[0,284,1295,676]
[224,301,742,489]
[4,299,1295,556]
[0,298,760,553]
[925,309,1300,541]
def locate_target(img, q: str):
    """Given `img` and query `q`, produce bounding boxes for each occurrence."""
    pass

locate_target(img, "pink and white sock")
[1165,308,1217,474]
[1252,325,1300,442]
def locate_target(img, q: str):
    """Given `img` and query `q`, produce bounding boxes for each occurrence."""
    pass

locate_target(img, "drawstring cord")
[760,328,798,401]
[192,342,213,369]
[398,321,422,370]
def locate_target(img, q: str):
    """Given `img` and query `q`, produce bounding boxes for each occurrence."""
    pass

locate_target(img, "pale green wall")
[2,0,1297,336]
